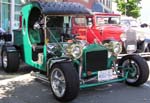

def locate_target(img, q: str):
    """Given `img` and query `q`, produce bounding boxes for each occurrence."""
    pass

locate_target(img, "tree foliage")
[115,0,141,18]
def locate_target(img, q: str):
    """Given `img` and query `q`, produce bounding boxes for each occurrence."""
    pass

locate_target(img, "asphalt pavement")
[0,62,150,103]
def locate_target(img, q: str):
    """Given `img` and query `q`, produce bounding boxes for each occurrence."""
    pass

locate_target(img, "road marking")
[144,83,150,88]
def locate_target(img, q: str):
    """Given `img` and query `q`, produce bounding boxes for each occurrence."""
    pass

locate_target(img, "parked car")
[120,17,150,59]
[71,12,123,44]
[1,1,149,102]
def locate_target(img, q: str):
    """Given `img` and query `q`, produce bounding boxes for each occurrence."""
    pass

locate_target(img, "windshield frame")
[120,19,139,27]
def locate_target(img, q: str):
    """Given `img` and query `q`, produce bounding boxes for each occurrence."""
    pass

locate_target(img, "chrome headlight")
[103,41,122,55]
[66,44,83,59]
[120,33,127,41]
[112,41,122,54]
[113,42,122,54]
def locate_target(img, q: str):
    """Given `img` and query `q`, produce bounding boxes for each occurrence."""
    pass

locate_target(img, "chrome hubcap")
[51,68,66,97]
[3,52,8,68]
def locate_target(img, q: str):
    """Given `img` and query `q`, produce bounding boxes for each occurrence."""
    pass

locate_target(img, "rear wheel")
[1,46,20,73]
[49,62,79,102]
[118,55,149,86]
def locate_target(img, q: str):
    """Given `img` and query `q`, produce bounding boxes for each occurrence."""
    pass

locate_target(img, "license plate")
[98,69,116,81]
[127,45,136,51]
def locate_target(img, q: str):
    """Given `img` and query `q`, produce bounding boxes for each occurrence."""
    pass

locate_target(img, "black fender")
[46,57,71,76]
[1,45,18,56]
[136,39,150,52]
[142,39,150,51]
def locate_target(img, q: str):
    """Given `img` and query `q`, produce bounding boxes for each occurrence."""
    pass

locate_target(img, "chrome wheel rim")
[51,68,66,97]
[122,59,140,83]
[2,51,8,68]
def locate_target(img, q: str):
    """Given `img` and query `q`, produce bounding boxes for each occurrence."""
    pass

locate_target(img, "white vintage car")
[120,18,150,59]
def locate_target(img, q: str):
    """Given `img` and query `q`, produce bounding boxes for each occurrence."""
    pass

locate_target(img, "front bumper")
[117,52,150,59]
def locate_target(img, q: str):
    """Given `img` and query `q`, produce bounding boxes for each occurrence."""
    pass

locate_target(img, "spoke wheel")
[118,55,149,86]
[122,59,140,83]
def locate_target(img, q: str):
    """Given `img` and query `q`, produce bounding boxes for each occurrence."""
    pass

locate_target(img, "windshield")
[121,19,139,27]
[45,15,102,44]
[96,16,120,26]
[45,15,81,44]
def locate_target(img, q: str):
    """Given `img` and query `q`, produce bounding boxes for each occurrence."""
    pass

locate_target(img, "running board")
[30,71,50,83]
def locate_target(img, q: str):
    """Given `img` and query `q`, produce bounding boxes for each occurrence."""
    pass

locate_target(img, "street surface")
[0,62,150,103]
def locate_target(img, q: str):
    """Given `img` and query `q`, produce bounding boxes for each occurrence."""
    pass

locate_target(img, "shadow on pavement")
[0,74,60,103]
[0,63,36,80]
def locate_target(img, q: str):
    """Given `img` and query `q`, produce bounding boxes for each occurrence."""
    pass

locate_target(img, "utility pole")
[124,0,127,16]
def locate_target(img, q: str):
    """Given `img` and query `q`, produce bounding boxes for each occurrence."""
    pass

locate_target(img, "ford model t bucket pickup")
[1,1,149,102]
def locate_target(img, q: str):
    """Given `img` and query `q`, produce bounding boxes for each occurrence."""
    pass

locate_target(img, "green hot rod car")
[1,1,149,102]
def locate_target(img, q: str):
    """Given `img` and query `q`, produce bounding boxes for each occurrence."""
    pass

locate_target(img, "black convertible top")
[31,1,92,15]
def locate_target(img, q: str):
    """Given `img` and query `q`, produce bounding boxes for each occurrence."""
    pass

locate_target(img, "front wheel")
[118,55,149,86]
[49,62,79,102]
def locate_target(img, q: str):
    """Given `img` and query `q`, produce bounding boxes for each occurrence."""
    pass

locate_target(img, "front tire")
[49,62,79,102]
[1,46,20,73]
[118,55,149,86]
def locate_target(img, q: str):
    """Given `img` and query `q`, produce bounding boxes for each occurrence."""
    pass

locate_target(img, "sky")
[140,0,150,23]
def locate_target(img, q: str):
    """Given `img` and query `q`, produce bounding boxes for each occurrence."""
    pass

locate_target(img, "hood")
[101,25,123,34]
[99,25,124,41]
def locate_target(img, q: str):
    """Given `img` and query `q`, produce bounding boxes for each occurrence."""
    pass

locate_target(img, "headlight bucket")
[103,41,122,55]
[66,44,83,59]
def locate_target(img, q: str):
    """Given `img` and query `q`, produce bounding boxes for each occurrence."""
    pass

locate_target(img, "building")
[0,0,24,32]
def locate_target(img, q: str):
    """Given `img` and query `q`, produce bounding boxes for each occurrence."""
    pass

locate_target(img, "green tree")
[115,0,141,18]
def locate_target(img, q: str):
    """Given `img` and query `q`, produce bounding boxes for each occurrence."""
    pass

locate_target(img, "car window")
[96,16,120,26]
[130,20,138,27]
[121,19,139,27]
